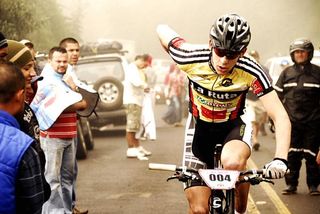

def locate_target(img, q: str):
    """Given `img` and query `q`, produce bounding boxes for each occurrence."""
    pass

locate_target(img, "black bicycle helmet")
[210,14,251,52]
[289,38,314,63]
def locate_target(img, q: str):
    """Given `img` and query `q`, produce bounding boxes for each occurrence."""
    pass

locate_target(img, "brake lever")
[261,178,274,185]
[239,175,274,185]
[167,174,181,182]
[167,172,196,182]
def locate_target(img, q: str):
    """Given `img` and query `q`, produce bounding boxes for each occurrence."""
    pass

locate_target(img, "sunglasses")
[213,48,241,60]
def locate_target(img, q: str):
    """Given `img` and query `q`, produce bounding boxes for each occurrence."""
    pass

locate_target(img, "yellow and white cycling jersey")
[168,37,273,123]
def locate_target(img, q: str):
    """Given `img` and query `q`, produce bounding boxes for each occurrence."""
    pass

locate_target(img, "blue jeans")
[41,137,75,214]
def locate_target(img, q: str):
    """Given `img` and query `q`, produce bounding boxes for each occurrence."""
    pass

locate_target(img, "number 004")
[209,174,231,182]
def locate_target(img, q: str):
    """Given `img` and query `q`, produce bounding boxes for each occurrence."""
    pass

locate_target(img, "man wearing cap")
[0,32,8,60]
[20,39,36,59]
[6,40,51,202]
[20,38,42,75]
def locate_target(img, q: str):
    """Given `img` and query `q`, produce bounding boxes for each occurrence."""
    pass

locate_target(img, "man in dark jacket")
[275,38,320,196]
[0,62,47,214]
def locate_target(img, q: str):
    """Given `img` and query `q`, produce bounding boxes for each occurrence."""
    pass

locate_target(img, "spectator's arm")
[64,99,87,112]
[16,146,45,214]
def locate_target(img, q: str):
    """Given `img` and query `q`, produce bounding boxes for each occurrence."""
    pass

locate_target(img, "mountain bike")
[149,144,274,214]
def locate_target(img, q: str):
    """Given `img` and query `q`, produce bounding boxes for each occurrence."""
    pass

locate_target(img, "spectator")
[8,40,38,104]
[7,39,50,201]
[31,47,87,213]
[275,38,320,196]
[0,62,46,214]
[0,32,8,60]
[20,39,42,75]
[60,37,89,214]
[20,39,36,59]
[123,54,152,160]
[162,63,186,126]
[245,50,270,151]
[138,54,157,141]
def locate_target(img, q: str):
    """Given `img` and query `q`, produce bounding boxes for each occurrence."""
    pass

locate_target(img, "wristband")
[273,157,288,167]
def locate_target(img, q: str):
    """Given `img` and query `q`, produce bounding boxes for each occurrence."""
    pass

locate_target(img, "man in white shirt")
[123,54,152,160]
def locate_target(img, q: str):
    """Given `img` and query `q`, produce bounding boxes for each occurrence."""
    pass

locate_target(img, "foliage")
[0,0,81,51]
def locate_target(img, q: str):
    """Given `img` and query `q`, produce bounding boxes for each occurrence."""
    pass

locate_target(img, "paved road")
[75,104,320,214]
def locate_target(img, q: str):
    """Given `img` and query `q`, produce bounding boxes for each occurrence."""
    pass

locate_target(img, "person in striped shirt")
[156,13,291,214]
[35,47,87,214]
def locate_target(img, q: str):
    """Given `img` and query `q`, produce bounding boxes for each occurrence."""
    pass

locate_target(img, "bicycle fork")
[209,144,235,214]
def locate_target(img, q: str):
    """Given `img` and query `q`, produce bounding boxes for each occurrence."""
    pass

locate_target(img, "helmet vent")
[209,14,251,51]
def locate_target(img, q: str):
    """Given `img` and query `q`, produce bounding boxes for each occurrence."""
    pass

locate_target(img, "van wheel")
[76,121,88,160]
[93,77,123,111]
[80,117,94,150]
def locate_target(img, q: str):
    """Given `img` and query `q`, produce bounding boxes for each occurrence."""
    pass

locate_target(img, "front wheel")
[209,189,235,214]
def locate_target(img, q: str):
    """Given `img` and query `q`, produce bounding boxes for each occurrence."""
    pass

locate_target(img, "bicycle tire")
[209,189,235,214]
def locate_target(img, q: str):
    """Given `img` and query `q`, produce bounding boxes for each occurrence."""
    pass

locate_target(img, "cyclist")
[156,13,290,214]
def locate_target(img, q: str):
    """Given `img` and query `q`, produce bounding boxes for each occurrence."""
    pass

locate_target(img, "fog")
[60,0,320,63]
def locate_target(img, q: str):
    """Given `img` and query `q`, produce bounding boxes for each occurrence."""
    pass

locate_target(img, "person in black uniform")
[275,38,320,195]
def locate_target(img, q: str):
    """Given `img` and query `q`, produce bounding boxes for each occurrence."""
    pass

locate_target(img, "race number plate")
[198,169,240,190]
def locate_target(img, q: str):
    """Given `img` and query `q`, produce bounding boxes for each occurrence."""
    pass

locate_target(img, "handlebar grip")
[256,169,266,175]
[149,163,177,171]
[240,169,266,176]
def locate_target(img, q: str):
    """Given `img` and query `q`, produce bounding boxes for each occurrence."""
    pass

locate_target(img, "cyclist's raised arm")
[156,24,210,70]
[156,24,180,51]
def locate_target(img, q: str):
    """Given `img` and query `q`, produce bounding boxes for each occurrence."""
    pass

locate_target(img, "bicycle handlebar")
[149,163,198,173]
[148,163,274,185]
[148,163,177,171]
[149,163,265,175]
[240,169,265,176]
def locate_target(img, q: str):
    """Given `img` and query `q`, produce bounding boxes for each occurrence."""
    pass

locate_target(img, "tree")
[0,0,41,39]
[0,0,81,51]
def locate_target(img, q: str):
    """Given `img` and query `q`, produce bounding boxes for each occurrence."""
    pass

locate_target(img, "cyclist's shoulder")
[236,55,270,78]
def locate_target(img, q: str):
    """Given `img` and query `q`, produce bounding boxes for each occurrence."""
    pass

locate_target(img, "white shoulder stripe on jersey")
[241,56,264,72]
[169,45,210,56]
[170,53,209,63]
[168,43,210,64]
[237,59,271,89]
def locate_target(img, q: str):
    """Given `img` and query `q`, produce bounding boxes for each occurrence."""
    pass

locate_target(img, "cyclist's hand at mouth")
[263,158,288,179]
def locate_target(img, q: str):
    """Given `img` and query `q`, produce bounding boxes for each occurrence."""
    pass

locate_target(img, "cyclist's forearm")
[273,114,291,160]
[260,91,291,160]
[316,150,320,165]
